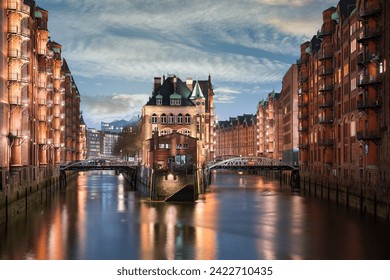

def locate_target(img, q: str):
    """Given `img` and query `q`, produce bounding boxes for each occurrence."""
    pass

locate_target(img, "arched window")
[151,113,157,124]
[177,114,183,124]
[160,129,172,136]
[185,114,191,124]
[168,113,174,124]
[178,129,191,137]
[161,113,167,124]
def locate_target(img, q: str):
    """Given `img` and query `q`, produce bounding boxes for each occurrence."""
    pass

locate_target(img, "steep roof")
[146,76,194,106]
[190,80,205,99]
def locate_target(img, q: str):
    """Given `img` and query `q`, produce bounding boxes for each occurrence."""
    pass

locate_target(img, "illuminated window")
[161,114,167,124]
[185,114,191,124]
[177,114,183,124]
[160,129,172,136]
[168,113,174,124]
[151,114,157,123]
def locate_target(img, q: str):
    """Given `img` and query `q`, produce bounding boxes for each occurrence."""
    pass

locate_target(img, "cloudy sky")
[38,0,335,128]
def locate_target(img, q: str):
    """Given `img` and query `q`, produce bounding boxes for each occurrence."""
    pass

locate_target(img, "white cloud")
[37,0,337,124]
[81,93,149,127]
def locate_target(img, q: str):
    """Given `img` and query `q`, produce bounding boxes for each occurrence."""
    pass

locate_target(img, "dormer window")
[170,92,181,105]
[170,99,181,106]
[156,93,163,105]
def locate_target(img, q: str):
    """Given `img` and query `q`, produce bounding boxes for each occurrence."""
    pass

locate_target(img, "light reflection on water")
[1,170,390,260]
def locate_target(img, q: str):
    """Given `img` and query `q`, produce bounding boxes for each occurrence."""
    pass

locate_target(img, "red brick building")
[214,114,257,158]
[297,0,390,216]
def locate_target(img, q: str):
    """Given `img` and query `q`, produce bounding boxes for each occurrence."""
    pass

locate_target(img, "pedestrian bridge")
[207,156,297,171]
[60,158,137,172]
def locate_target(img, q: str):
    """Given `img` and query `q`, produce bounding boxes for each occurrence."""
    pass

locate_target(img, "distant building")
[279,64,299,166]
[215,114,257,158]
[257,91,282,160]
[101,132,119,157]
[101,118,137,134]
[141,74,215,169]
[86,128,100,158]
[78,114,87,161]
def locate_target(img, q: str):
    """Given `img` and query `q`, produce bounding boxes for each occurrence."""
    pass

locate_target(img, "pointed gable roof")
[190,80,205,99]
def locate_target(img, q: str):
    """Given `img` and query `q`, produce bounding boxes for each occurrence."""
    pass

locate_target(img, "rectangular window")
[350,39,356,53]
[183,144,189,149]
[176,144,182,149]
[351,121,356,137]
[351,77,356,92]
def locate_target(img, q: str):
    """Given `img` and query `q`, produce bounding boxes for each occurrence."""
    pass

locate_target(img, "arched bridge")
[60,158,137,172]
[207,156,297,171]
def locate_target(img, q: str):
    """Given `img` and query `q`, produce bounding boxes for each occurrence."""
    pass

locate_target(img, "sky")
[37,0,336,129]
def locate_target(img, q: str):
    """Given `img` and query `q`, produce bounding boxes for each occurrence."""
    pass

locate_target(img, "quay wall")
[0,166,78,225]
[300,176,390,220]
[135,165,207,201]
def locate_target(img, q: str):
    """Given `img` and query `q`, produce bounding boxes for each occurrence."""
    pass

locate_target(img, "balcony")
[8,49,29,64]
[8,73,29,85]
[37,114,47,122]
[298,100,308,107]
[7,1,30,17]
[319,100,333,109]
[9,97,29,106]
[318,49,333,61]
[357,52,381,66]
[317,28,333,38]
[318,139,334,147]
[298,126,309,133]
[357,3,381,20]
[318,117,333,125]
[298,143,308,149]
[298,111,309,120]
[357,73,382,87]
[298,74,308,83]
[319,84,334,93]
[357,97,381,111]
[357,27,382,44]
[318,65,333,76]
[356,129,381,141]
[296,58,308,65]
[7,25,30,41]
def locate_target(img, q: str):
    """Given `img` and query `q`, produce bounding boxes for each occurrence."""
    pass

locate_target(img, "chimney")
[186,77,193,91]
[154,77,162,92]
[173,76,177,92]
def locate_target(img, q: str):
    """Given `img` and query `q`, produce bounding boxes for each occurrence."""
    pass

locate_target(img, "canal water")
[1,170,390,260]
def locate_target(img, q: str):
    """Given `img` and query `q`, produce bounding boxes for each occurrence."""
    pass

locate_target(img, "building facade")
[86,128,100,158]
[141,75,215,169]
[280,64,299,166]
[214,66,298,165]
[0,0,83,192]
[297,0,390,214]
[257,91,282,160]
[214,114,257,158]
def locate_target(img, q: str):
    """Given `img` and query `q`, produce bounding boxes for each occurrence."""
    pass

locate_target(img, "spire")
[191,80,205,99]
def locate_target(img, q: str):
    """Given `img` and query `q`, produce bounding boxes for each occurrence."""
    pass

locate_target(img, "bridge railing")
[207,156,297,170]
[61,158,137,170]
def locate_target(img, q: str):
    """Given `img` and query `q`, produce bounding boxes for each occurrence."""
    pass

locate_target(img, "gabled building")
[141,74,215,169]
[214,114,257,158]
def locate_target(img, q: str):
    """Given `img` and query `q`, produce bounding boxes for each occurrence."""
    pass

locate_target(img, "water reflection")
[1,170,390,260]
